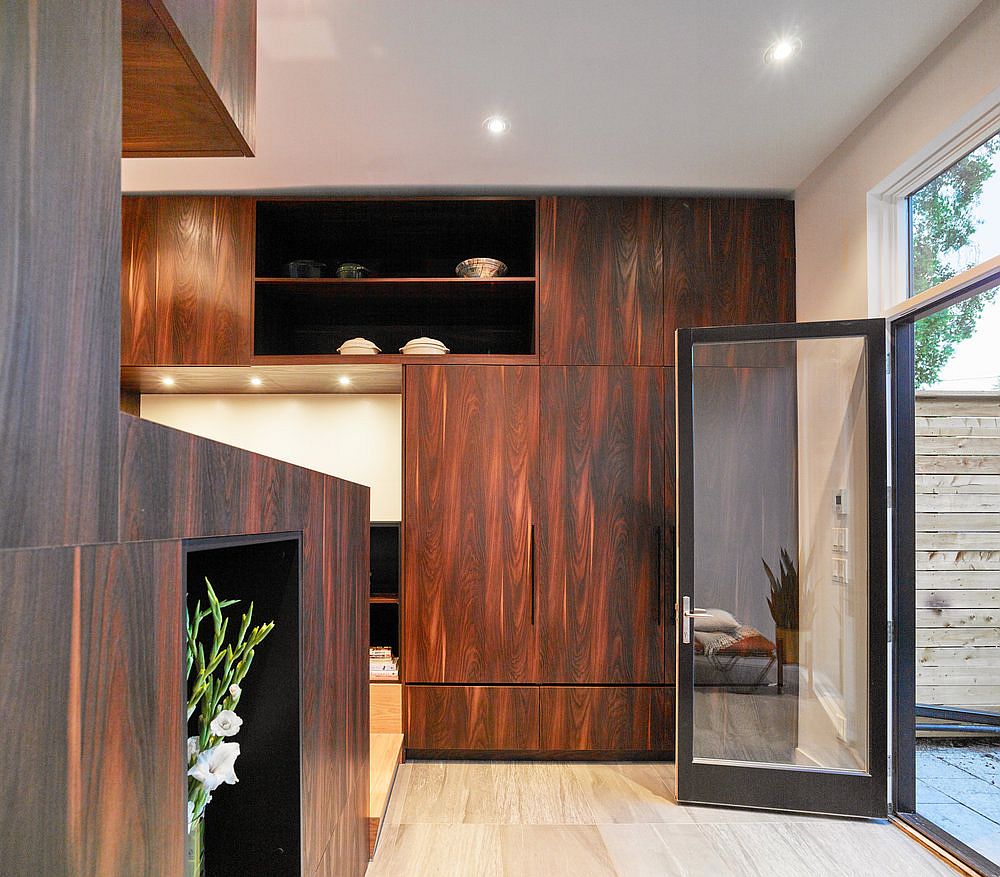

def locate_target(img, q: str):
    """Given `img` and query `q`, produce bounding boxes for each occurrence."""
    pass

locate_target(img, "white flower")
[187,736,200,762]
[210,709,243,737]
[187,742,240,792]
[229,684,241,699]
[187,800,195,833]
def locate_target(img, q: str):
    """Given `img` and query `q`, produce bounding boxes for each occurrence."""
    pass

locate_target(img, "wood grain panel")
[403,366,539,683]
[0,547,75,874]
[122,0,254,156]
[0,0,119,549]
[73,541,184,877]
[539,197,663,365]
[119,414,370,876]
[539,687,671,752]
[122,196,158,366]
[405,686,540,751]
[663,198,795,364]
[537,367,666,684]
[154,196,253,365]
[161,0,256,151]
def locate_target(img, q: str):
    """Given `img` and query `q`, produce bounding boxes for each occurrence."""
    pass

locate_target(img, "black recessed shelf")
[253,199,537,358]
[370,523,401,681]
[185,535,300,877]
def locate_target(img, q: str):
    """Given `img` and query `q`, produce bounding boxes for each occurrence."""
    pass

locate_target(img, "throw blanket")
[695,624,775,658]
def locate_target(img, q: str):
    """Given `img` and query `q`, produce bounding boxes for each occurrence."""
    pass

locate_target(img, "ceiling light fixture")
[338,375,352,387]
[483,115,510,135]
[764,36,802,65]
[249,376,263,386]
[161,376,175,387]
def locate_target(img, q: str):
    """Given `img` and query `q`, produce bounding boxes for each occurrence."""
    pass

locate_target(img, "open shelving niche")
[253,199,538,362]
[367,521,403,857]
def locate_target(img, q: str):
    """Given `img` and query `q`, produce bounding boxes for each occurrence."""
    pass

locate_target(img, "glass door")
[675,319,888,817]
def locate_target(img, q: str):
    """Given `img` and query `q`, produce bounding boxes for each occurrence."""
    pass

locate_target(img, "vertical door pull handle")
[655,526,663,626]
[529,523,536,625]
[681,596,710,644]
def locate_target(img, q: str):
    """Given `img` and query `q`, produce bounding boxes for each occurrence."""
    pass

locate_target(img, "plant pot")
[776,627,799,665]
[186,818,205,877]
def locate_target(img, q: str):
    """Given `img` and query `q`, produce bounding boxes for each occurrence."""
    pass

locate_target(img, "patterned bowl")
[455,258,508,278]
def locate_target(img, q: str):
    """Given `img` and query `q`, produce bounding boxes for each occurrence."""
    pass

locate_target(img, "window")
[908,129,1000,389]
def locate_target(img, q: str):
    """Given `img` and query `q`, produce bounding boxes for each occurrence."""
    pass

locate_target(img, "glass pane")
[912,281,1000,866]
[690,335,870,773]
[910,129,1000,296]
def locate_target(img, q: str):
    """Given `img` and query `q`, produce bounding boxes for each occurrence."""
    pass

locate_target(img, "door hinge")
[887,484,893,508]
[887,618,893,643]
[886,351,892,376]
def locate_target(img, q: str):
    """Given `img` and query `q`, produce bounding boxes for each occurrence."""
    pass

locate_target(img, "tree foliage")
[910,138,998,388]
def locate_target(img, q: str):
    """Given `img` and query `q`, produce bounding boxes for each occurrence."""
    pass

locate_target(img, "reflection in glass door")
[675,320,888,817]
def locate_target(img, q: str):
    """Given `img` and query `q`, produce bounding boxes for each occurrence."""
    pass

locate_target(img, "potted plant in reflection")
[763,548,801,666]
[186,578,274,877]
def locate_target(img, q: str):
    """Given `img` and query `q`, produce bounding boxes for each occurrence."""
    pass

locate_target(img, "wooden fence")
[915,391,1000,721]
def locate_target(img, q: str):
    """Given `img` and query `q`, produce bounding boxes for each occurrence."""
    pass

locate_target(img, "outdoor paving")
[916,739,1000,865]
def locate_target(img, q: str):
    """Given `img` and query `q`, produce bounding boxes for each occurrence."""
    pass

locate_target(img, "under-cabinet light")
[338,375,352,386]
[249,376,263,386]
[483,115,510,135]
[161,376,175,387]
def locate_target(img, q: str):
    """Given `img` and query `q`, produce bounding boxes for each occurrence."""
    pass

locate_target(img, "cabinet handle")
[655,525,663,626]
[530,523,536,625]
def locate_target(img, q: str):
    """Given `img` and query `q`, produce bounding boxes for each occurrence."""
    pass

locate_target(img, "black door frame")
[675,318,888,818]
[890,269,1000,877]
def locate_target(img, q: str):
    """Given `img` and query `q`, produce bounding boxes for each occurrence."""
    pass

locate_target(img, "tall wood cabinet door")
[403,365,539,684]
[536,366,666,683]
[538,197,663,366]
[662,198,795,364]
[154,196,253,365]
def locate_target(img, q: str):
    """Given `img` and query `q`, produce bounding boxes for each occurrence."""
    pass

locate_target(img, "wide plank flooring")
[366,762,956,876]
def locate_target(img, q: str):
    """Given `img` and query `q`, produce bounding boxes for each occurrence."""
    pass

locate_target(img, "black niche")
[185,535,301,877]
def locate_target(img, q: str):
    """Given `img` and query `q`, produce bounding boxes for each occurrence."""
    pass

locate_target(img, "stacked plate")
[400,337,449,355]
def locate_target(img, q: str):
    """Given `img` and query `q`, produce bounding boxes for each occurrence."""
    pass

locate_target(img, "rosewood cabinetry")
[403,365,539,685]
[122,195,254,366]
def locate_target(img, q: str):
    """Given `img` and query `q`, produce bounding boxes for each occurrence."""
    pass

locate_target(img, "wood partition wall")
[1,4,371,875]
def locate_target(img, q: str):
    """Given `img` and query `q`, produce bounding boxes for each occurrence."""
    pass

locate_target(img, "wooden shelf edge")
[369,732,404,858]
[255,276,536,284]
[370,595,400,604]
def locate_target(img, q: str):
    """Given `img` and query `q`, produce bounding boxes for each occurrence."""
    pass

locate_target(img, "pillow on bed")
[693,608,740,632]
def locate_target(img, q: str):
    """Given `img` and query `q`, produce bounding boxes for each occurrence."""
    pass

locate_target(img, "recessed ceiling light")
[764,37,802,65]
[249,376,263,387]
[161,376,175,387]
[483,115,510,135]
[338,375,352,386]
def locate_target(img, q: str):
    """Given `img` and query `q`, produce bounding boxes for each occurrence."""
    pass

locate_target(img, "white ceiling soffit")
[122,0,981,195]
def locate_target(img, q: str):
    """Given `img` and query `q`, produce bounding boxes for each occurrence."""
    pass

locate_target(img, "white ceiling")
[122,0,981,195]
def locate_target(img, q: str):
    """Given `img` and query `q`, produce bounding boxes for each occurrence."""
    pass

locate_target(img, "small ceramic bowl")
[455,258,508,278]
[337,337,381,355]
[400,337,449,355]
[336,262,370,279]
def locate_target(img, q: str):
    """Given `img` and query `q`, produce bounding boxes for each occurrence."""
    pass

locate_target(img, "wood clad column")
[0,0,120,549]
[403,365,539,684]
[536,366,667,684]
[539,197,664,365]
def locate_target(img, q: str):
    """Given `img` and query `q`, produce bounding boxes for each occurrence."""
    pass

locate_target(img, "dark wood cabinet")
[406,686,541,752]
[122,0,255,157]
[155,196,253,365]
[536,366,666,684]
[539,196,663,366]
[121,195,254,367]
[663,197,795,362]
[403,366,539,684]
[538,687,670,753]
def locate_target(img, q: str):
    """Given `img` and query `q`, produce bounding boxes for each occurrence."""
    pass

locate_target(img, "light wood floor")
[366,761,956,876]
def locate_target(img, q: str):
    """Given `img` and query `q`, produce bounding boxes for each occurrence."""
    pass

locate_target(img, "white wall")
[795,0,1000,321]
[140,394,402,521]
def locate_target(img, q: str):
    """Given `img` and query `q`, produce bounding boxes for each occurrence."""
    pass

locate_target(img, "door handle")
[529,523,536,625]
[681,596,710,644]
